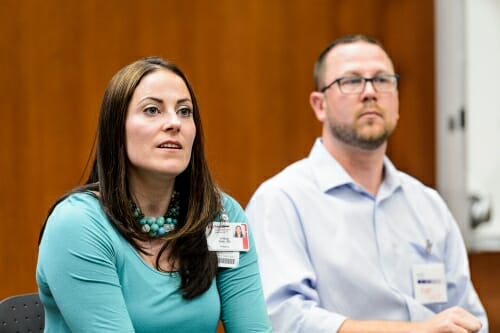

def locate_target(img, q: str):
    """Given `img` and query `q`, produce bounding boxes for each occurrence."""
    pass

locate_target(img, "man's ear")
[310,91,326,122]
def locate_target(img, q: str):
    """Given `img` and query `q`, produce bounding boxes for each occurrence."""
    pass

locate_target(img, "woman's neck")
[128,171,176,216]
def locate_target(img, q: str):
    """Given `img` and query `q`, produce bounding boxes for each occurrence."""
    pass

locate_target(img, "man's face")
[315,41,399,150]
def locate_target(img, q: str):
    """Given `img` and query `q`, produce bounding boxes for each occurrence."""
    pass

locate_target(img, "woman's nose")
[163,111,181,131]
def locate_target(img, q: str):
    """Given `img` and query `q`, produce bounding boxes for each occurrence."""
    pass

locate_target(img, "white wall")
[436,0,500,251]
[464,0,500,249]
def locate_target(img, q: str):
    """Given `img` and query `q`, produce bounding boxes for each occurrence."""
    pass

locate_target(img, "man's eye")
[342,77,363,85]
[374,76,390,83]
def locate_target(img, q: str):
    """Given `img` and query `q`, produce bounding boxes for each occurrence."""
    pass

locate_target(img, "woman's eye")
[178,107,193,117]
[144,106,160,115]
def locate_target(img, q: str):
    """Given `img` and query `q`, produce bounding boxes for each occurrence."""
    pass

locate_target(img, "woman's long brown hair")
[40,57,221,299]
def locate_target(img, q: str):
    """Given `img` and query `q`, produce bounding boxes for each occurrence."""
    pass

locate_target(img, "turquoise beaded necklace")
[132,190,181,237]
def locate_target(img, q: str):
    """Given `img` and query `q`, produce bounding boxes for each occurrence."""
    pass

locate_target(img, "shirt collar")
[309,138,402,196]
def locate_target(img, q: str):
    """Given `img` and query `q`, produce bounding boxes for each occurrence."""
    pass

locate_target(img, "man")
[245,35,487,332]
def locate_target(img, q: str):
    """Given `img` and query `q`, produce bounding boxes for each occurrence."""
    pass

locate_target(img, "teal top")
[36,192,272,333]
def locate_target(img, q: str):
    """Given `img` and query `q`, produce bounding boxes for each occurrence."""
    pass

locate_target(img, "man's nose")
[363,79,377,94]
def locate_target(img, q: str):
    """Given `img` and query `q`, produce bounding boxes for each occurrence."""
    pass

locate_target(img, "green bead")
[132,190,181,238]
[156,216,165,226]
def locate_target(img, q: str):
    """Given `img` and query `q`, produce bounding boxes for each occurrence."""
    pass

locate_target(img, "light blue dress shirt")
[246,138,487,333]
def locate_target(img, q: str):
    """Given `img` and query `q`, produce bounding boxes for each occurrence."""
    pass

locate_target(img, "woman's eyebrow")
[177,97,192,104]
[138,96,163,104]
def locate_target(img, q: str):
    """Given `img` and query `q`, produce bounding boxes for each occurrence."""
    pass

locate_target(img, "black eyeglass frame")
[320,74,400,94]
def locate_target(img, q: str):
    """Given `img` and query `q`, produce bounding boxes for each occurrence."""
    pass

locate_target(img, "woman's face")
[125,69,196,181]
[235,226,242,235]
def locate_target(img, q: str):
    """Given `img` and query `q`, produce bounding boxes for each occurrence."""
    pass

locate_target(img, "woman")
[234,225,245,238]
[36,57,272,332]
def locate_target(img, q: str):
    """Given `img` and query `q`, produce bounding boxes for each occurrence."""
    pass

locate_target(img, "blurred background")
[0,0,498,331]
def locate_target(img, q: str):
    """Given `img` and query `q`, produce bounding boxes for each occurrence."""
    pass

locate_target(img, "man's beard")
[329,122,391,150]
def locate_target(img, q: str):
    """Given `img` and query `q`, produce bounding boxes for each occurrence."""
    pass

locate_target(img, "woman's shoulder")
[46,191,108,234]
[218,191,246,223]
[219,191,240,207]
[52,191,101,216]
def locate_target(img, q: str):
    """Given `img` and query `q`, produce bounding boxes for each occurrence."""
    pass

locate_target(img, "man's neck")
[323,137,386,196]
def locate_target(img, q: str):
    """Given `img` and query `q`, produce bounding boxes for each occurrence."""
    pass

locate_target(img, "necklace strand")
[132,190,180,237]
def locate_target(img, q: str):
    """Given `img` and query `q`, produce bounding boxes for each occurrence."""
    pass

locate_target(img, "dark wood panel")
[469,252,500,332]
[0,1,444,329]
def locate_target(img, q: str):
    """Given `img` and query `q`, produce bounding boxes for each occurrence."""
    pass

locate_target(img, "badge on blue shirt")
[412,263,448,304]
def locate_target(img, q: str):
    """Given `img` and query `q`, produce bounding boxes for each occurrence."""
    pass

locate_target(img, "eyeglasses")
[320,74,400,94]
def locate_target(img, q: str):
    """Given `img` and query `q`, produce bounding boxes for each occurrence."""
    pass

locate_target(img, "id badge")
[412,263,448,304]
[207,222,249,252]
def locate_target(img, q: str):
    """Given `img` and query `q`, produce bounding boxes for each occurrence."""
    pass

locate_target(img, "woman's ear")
[309,91,326,122]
